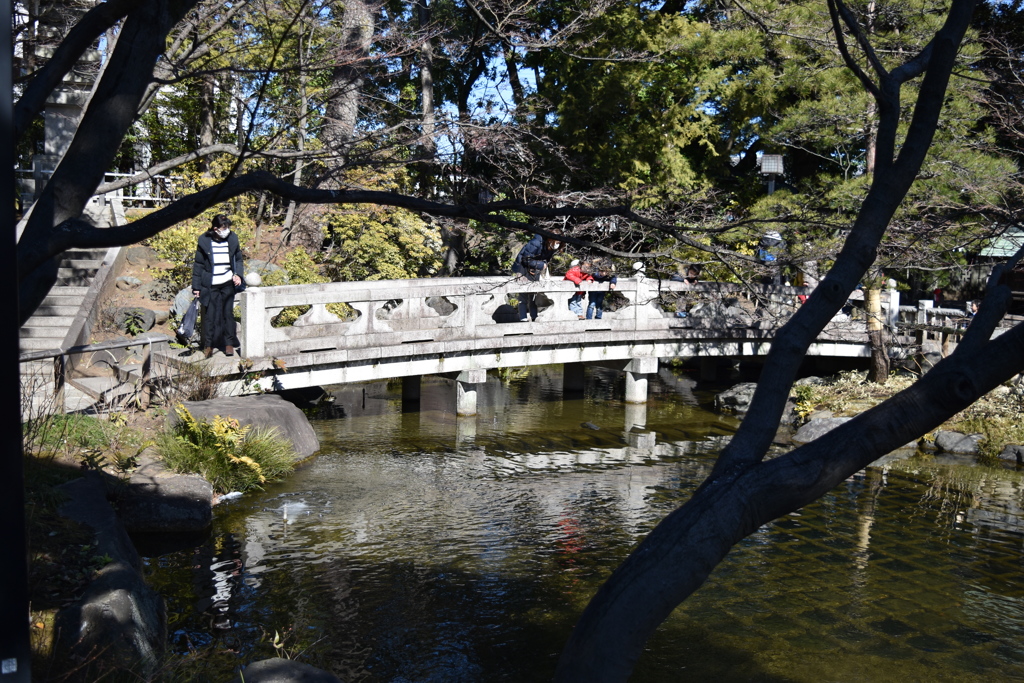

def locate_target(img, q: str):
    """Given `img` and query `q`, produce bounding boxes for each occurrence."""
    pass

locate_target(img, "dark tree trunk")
[323,0,373,163]
[198,73,215,176]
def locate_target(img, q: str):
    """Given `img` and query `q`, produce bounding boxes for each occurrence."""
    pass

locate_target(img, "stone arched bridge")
[166,275,910,414]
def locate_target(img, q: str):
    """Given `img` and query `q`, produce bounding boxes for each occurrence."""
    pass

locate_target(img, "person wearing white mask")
[192,214,244,357]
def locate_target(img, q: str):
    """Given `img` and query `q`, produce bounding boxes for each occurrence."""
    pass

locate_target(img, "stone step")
[22,315,76,328]
[55,276,96,287]
[68,376,137,408]
[61,259,103,270]
[19,338,63,352]
[45,285,89,298]
[63,249,106,259]
[39,296,84,310]
[33,304,82,317]
[19,326,67,339]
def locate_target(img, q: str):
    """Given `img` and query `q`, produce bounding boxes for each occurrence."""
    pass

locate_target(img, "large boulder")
[57,474,166,678]
[999,444,1024,465]
[229,658,344,683]
[792,417,852,445]
[117,453,214,534]
[934,430,983,455]
[715,382,758,414]
[113,306,157,334]
[179,393,320,460]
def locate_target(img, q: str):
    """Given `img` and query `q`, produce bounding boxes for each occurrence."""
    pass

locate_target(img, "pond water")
[144,366,1024,682]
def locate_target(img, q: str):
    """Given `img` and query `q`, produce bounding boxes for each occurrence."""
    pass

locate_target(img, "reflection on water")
[144,366,1024,682]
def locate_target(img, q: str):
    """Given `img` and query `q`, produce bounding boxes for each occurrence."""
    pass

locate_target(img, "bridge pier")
[402,375,421,410]
[700,357,718,382]
[591,357,657,403]
[563,362,585,393]
[625,371,648,404]
[456,415,477,445]
[442,369,488,416]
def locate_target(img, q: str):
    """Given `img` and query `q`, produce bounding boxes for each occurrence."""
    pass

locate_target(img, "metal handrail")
[19,332,171,363]
[20,333,173,411]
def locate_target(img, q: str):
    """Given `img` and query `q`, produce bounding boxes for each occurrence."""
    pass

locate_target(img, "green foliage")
[157,405,295,494]
[321,167,443,281]
[23,413,145,469]
[122,309,146,337]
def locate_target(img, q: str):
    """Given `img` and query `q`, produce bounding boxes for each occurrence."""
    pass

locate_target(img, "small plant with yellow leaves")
[157,405,295,493]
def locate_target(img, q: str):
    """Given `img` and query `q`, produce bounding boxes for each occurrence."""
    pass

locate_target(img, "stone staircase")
[20,248,112,416]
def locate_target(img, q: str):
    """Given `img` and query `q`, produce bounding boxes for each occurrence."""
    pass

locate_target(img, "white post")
[887,283,900,330]
[239,287,266,357]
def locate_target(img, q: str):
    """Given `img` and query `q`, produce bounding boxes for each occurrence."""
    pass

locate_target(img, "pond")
[144,366,1024,682]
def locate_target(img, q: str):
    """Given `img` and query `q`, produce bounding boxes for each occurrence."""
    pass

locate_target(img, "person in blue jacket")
[587,261,617,319]
[512,234,561,320]
[192,214,245,357]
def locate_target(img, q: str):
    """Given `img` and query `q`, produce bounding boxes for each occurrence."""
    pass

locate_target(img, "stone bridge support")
[591,357,659,404]
[402,375,420,403]
[442,369,487,417]
[563,362,585,394]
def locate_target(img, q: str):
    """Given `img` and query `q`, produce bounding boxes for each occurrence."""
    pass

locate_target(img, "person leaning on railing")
[512,233,562,321]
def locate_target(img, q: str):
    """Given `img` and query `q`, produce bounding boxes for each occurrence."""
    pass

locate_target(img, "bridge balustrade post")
[462,293,481,335]
[623,278,656,327]
[239,288,266,357]
[916,300,933,348]
[886,286,900,330]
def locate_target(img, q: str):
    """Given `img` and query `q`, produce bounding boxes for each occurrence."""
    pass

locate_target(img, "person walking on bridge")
[192,214,245,357]
[512,233,561,321]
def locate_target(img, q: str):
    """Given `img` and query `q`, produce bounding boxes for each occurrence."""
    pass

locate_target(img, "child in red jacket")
[564,260,593,319]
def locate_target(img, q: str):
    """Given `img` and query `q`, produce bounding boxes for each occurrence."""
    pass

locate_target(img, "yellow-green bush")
[156,405,295,493]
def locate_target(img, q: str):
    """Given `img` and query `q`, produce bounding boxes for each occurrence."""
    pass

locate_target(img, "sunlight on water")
[144,366,1024,682]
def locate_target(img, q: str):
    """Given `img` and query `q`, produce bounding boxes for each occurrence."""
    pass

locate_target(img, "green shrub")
[23,414,144,469]
[156,405,295,493]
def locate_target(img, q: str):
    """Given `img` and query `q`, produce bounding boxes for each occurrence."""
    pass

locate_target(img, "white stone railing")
[238,276,809,359]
